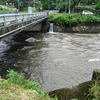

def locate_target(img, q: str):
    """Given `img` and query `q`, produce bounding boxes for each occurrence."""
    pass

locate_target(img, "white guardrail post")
[15,15,18,23]
[23,14,24,21]
[3,16,7,26]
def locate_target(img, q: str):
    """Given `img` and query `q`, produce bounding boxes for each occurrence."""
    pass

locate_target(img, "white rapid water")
[49,23,54,33]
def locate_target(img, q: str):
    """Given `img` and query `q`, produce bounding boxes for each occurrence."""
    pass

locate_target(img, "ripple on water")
[0,41,9,53]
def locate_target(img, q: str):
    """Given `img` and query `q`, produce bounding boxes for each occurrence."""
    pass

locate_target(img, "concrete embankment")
[49,69,100,100]
[54,22,100,33]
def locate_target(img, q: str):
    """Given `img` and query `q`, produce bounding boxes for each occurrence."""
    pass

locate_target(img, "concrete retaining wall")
[54,22,100,33]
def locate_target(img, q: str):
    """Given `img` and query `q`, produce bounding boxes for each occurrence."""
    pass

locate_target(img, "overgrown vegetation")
[0,5,15,14]
[0,6,13,11]
[0,0,5,5]
[0,70,57,100]
[88,81,100,100]
[88,70,100,100]
[48,13,100,26]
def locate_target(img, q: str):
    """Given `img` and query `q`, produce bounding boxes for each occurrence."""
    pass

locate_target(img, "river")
[0,32,100,92]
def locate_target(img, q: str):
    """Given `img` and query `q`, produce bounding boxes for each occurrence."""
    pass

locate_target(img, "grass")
[88,81,100,100]
[0,80,38,100]
[0,70,57,100]
[0,5,15,14]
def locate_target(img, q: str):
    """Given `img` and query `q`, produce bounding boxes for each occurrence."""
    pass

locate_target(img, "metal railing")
[0,12,48,38]
[0,12,48,27]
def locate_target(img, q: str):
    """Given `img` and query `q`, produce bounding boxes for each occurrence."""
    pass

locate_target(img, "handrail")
[0,12,48,27]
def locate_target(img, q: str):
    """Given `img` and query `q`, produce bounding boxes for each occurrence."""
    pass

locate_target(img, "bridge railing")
[0,12,48,27]
[0,12,48,38]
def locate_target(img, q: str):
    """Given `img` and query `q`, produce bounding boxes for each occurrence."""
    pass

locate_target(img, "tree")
[79,0,98,4]
[95,0,100,10]
[0,0,6,4]
[58,0,79,12]
[41,0,57,10]
[6,0,33,11]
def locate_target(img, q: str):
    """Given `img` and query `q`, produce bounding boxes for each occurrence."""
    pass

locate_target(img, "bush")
[48,13,100,26]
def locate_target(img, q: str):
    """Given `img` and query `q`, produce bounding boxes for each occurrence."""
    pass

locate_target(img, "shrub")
[48,13,100,26]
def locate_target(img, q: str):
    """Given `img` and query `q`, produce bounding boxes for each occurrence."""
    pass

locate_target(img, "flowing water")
[0,32,100,92]
[49,23,54,33]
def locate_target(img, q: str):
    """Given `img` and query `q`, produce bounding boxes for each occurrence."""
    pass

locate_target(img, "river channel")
[0,32,100,92]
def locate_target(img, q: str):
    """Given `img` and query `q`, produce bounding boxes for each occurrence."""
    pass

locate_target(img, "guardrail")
[0,12,48,38]
[0,12,48,27]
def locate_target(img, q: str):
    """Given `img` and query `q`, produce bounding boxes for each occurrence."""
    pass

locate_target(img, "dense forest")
[0,0,99,11]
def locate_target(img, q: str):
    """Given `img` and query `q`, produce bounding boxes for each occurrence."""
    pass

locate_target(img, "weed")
[5,69,57,100]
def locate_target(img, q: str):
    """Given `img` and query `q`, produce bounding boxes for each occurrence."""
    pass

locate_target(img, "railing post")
[3,16,7,26]
[28,14,30,20]
[23,14,24,21]
[15,15,18,23]
[32,13,33,18]
[37,13,38,19]
[35,13,37,20]
[34,13,36,20]
[1,12,47,28]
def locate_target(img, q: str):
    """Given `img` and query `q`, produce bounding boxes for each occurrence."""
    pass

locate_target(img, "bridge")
[0,12,48,38]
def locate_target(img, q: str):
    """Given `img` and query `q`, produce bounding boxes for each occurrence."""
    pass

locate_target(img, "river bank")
[49,69,100,100]
[48,13,100,33]
[54,22,100,33]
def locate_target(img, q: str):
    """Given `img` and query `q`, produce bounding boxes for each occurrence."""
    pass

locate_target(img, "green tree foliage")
[41,0,57,10]
[0,0,6,4]
[80,0,98,4]
[6,0,42,11]
[95,0,100,10]
[6,0,32,11]
[5,0,99,11]
[58,0,98,12]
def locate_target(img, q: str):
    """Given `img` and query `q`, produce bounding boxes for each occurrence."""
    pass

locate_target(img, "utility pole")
[18,0,20,11]
[56,0,58,9]
[33,0,36,10]
[47,0,49,10]
[65,0,67,13]
[68,0,71,14]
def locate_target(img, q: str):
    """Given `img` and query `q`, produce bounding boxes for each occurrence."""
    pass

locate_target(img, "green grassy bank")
[0,70,57,100]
